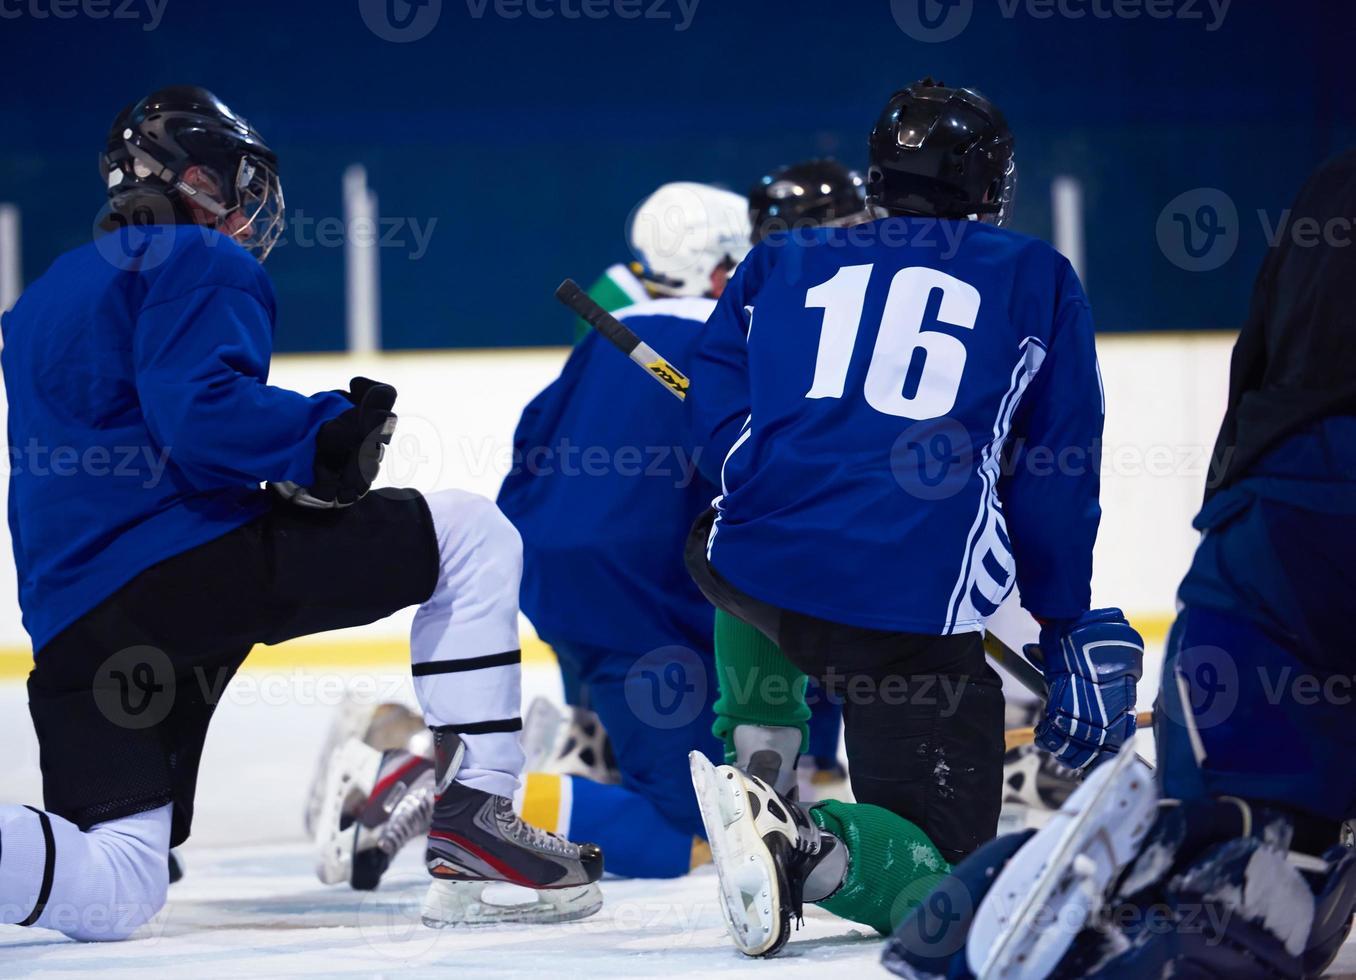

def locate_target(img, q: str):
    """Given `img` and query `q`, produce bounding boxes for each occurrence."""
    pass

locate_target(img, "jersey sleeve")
[1000,259,1104,622]
[685,246,771,485]
[133,247,351,490]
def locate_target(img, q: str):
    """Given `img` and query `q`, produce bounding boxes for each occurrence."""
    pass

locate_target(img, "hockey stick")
[555,279,690,400]
[982,632,1050,702]
[550,279,1068,710]
[553,277,1053,702]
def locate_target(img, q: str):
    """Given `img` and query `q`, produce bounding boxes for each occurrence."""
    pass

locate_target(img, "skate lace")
[782,806,820,930]
[496,799,576,858]
[378,775,435,856]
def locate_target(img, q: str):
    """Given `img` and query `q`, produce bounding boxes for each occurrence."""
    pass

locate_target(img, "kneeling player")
[0,87,600,941]
[885,148,1356,980]
[682,79,1144,956]
[307,170,873,885]
[534,177,857,791]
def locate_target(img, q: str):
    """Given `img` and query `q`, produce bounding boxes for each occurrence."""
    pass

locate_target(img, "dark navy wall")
[2,0,1353,350]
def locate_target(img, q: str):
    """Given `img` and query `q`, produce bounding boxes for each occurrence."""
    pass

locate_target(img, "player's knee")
[60,809,170,942]
[424,489,522,577]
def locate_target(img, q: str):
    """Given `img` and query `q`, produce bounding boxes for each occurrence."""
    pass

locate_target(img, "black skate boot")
[689,751,848,957]
[421,728,604,927]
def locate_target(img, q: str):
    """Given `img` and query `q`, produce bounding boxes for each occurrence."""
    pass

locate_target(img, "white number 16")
[804,263,979,419]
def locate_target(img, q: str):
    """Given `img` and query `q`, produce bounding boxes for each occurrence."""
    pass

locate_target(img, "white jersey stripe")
[708,416,753,560]
[944,338,1048,633]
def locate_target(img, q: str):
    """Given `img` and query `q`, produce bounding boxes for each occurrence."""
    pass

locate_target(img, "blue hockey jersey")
[2,225,350,650]
[498,298,720,657]
[687,217,1104,634]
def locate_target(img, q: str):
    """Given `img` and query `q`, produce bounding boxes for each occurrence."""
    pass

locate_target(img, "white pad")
[411,490,525,798]
[968,747,1157,979]
[0,802,171,942]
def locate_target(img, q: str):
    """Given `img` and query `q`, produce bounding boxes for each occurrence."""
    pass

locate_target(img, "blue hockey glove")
[1026,608,1143,771]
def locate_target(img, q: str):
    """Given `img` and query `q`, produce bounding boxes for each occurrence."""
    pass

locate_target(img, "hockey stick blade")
[554,278,690,401]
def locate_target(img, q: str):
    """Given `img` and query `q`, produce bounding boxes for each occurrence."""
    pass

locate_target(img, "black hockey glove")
[273,377,398,509]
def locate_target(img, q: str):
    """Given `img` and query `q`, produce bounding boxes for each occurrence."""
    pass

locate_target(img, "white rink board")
[0,333,1233,650]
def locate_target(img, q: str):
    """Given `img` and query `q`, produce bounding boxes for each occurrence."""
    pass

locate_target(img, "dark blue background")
[2,0,1352,350]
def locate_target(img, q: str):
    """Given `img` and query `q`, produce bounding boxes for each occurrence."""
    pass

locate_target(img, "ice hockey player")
[884,149,1356,980]
[540,183,755,786]
[306,170,873,885]
[681,78,1145,956]
[539,174,866,792]
[493,181,750,878]
[0,85,601,941]
[744,158,877,791]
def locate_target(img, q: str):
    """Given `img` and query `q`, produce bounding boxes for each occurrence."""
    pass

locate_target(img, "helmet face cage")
[980,156,1017,229]
[227,154,285,261]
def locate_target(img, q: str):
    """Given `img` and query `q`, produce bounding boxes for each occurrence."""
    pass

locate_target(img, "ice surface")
[0,667,883,977]
[3,664,1356,978]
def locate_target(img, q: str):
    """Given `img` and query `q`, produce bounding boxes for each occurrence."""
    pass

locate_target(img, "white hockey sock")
[0,802,170,942]
[411,490,525,800]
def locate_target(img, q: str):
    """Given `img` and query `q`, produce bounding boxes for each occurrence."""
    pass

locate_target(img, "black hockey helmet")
[102,85,285,261]
[748,159,871,244]
[867,78,1016,227]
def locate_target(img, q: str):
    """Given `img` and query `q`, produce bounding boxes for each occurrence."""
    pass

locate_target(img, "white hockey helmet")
[627,182,752,297]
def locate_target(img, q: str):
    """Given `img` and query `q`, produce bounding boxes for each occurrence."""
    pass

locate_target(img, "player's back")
[688,216,1104,634]
[1,225,275,648]
[498,297,720,655]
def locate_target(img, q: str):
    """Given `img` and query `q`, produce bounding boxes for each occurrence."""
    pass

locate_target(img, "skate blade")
[420,879,602,926]
[314,737,384,886]
[971,746,1157,980]
[688,752,781,957]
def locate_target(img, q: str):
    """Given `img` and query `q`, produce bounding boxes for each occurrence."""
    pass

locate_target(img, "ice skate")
[688,751,847,957]
[304,699,428,836]
[560,705,620,784]
[967,745,1157,979]
[521,697,619,783]
[421,729,604,927]
[313,735,436,890]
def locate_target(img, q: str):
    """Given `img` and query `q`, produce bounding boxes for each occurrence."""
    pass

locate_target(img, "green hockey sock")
[809,799,951,936]
[710,609,810,758]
